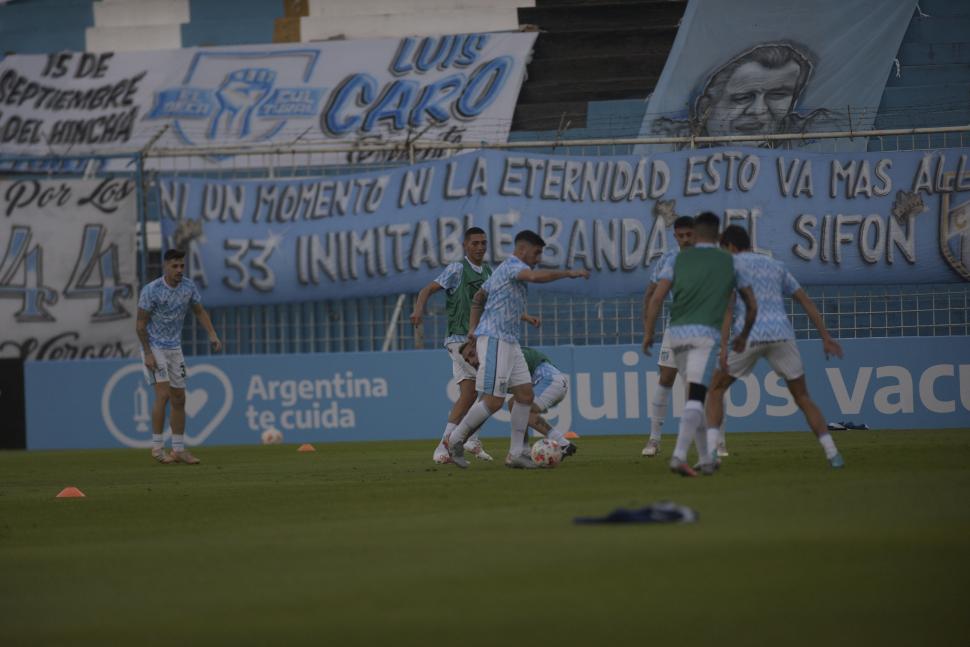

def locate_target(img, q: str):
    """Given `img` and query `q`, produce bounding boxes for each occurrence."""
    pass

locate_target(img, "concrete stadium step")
[520,1,684,32]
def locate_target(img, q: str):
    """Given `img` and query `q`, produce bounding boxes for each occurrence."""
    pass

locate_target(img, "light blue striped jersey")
[137,277,201,349]
[652,249,679,326]
[474,256,529,343]
[731,252,800,342]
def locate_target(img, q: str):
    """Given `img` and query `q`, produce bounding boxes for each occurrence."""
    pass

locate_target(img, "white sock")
[706,427,720,457]
[687,401,710,465]
[510,401,531,455]
[719,419,727,446]
[172,434,185,453]
[547,428,567,447]
[465,430,481,447]
[650,385,671,440]
[819,433,839,459]
[151,433,163,450]
[441,422,456,445]
[452,402,492,446]
[673,406,701,462]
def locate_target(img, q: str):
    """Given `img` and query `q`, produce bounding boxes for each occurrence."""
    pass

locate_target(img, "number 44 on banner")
[0,224,133,322]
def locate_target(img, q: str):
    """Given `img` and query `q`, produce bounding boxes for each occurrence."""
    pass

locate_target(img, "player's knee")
[169,390,186,407]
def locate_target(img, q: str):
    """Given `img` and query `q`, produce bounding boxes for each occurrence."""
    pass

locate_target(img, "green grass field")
[2,430,969,646]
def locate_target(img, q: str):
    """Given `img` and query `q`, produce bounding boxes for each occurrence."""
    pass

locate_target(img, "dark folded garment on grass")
[574,501,698,525]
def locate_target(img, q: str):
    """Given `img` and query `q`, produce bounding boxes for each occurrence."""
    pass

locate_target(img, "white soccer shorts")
[475,336,531,397]
[728,339,805,381]
[142,347,187,389]
[446,340,477,383]
[671,336,717,386]
[532,368,568,413]
[657,329,677,369]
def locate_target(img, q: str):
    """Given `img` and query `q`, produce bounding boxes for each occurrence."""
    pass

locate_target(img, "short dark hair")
[673,215,694,230]
[720,224,751,251]
[464,227,486,240]
[693,212,720,237]
[163,249,186,262]
[514,230,545,247]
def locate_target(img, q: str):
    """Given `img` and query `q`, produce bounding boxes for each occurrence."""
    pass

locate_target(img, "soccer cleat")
[151,448,174,464]
[669,458,698,477]
[169,450,200,465]
[829,453,845,469]
[716,441,729,457]
[560,442,578,460]
[447,438,469,469]
[505,453,538,469]
[433,443,452,464]
[465,441,494,461]
[641,438,660,457]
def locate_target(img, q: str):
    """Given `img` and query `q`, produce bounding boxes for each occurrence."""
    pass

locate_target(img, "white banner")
[0,33,536,165]
[0,178,138,360]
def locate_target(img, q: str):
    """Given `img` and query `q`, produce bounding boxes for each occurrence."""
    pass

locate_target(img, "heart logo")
[184,389,209,418]
[101,363,233,448]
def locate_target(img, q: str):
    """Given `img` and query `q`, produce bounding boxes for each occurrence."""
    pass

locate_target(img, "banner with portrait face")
[156,146,970,308]
[0,179,138,360]
[0,33,536,167]
[636,0,918,151]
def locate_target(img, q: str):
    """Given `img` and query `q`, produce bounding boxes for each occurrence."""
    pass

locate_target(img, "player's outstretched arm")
[792,289,844,359]
[517,268,590,283]
[410,281,442,326]
[467,288,488,340]
[136,308,157,371]
[734,286,757,352]
[192,303,222,353]
[642,279,671,355]
[521,313,541,327]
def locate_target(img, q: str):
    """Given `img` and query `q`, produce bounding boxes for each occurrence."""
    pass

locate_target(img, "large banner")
[157,147,970,306]
[636,0,917,150]
[0,178,138,360]
[24,338,970,449]
[0,33,536,165]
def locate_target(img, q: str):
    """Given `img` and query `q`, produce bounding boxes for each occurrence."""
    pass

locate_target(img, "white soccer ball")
[530,438,563,467]
[260,427,284,445]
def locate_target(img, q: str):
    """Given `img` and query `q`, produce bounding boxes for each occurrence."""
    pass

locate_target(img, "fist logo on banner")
[940,178,970,281]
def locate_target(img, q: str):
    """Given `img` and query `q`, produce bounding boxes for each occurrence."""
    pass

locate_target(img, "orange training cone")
[56,487,86,498]
[297,443,316,452]
[564,431,580,439]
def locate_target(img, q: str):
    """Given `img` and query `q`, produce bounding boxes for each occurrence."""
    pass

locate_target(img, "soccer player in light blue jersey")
[706,225,846,468]
[447,230,589,469]
[136,249,221,464]
[641,214,695,457]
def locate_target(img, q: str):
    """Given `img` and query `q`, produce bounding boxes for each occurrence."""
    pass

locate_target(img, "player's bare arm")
[136,308,156,371]
[516,268,590,283]
[734,286,758,352]
[192,302,222,353]
[521,313,541,327]
[467,287,488,340]
[410,281,442,326]
[642,281,657,317]
[792,289,844,359]
[719,292,737,372]
[642,278,672,355]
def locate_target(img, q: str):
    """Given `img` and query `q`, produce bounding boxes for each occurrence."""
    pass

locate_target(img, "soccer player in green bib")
[643,212,757,476]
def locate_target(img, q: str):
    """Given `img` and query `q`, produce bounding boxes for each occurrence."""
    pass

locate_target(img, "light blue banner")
[25,338,970,450]
[636,0,917,150]
[158,147,970,306]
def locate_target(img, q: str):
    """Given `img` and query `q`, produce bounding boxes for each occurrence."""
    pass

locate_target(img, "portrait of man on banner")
[651,42,836,148]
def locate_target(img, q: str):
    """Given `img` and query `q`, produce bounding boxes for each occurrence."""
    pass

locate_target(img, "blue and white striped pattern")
[731,252,801,342]
[137,277,201,349]
[474,256,529,343]
[481,337,500,394]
